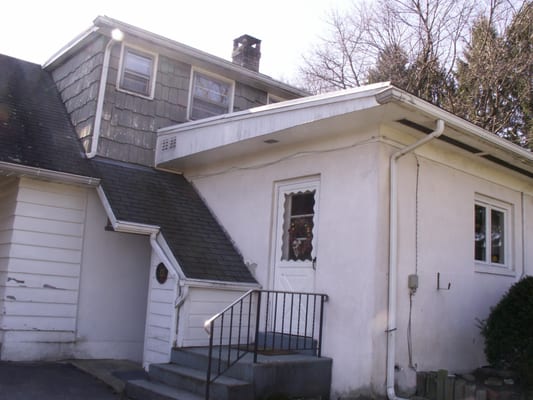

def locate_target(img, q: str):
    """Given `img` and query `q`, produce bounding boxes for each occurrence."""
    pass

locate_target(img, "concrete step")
[150,363,253,400]
[171,347,250,381]
[125,379,203,400]
[170,347,332,399]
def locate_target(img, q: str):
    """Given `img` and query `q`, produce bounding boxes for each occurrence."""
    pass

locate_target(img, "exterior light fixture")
[111,28,124,41]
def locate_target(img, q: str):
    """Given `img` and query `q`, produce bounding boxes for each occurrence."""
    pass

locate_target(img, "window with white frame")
[474,195,511,267]
[276,179,320,262]
[189,70,234,120]
[118,46,156,97]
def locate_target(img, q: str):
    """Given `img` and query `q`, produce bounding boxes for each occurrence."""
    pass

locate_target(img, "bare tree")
[297,0,531,147]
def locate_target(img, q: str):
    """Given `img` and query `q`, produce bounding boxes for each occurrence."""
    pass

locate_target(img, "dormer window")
[189,69,234,120]
[118,46,157,98]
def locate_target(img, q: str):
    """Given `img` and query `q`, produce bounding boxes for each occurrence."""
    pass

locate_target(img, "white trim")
[182,278,260,290]
[96,186,159,234]
[0,162,100,186]
[187,67,235,121]
[474,193,514,274]
[267,93,285,104]
[116,43,158,99]
[43,25,99,68]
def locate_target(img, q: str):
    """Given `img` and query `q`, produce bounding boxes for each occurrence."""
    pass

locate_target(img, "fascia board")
[0,162,100,186]
[43,26,99,69]
[93,16,308,98]
[96,186,159,234]
[156,83,389,163]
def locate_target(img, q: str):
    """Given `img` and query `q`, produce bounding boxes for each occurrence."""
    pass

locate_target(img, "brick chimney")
[232,35,261,72]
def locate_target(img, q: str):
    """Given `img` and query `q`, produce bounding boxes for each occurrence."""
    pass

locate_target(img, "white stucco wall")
[180,125,533,398]
[393,139,532,393]
[75,190,150,361]
[186,130,389,398]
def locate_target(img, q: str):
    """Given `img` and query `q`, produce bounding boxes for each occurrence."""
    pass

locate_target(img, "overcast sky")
[0,0,355,83]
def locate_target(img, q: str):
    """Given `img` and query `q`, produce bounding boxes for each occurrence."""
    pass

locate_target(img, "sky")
[0,0,354,84]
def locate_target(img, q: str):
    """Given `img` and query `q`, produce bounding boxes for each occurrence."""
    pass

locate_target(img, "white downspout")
[387,119,444,400]
[87,30,123,158]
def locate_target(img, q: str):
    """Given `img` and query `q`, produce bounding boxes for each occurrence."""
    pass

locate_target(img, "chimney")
[232,34,261,72]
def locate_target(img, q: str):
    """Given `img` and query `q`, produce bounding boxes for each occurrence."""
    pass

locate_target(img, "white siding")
[0,177,19,345]
[180,287,247,347]
[143,256,178,367]
[1,178,86,360]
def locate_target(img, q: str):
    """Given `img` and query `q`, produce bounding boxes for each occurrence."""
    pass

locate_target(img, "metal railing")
[203,289,328,400]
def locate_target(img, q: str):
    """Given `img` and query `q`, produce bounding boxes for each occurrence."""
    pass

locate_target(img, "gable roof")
[44,16,309,100]
[0,53,94,177]
[92,158,256,283]
[0,53,255,285]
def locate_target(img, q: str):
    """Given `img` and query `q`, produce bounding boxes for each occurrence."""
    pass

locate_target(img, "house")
[1,15,532,400]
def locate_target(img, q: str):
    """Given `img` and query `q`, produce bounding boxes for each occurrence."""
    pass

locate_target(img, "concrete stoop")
[125,347,332,400]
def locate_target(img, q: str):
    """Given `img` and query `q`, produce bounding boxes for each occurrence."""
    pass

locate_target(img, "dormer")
[44,16,308,167]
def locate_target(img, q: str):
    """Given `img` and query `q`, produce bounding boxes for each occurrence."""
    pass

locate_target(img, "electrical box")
[408,274,419,290]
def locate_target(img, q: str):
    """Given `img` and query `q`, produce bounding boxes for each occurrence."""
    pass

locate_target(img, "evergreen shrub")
[480,276,533,388]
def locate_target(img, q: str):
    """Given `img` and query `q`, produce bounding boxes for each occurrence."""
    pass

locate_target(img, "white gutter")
[87,34,122,158]
[387,119,445,400]
[0,162,100,186]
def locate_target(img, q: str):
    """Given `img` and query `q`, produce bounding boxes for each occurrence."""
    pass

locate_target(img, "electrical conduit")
[387,119,444,400]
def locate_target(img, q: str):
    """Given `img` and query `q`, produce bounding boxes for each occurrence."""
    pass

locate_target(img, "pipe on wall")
[87,31,122,158]
[387,119,445,400]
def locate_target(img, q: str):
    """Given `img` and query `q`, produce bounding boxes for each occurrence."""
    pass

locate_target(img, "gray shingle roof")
[92,158,256,283]
[0,54,94,176]
[0,54,256,284]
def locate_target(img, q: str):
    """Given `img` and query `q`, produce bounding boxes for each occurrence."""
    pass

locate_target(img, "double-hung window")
[474,195,511,269]
[118,46,157,98]
[189,70,234,120]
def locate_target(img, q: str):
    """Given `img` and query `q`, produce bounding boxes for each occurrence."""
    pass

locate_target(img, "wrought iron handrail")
[203,289,328,400]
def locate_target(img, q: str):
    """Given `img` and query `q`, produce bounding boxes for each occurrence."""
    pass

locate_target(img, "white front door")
[272,177,320,294]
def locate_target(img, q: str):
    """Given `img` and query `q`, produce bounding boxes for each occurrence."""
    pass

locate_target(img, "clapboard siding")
[181,287,247,347]
[1,178,87,357]
[143,259,177,366]
[0,177,19,344]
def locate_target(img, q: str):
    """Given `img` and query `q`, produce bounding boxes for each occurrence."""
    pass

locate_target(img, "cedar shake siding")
[49,33,282,167]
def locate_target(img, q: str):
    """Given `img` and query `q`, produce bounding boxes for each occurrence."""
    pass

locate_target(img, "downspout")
[387,119,444,400]
[87,30,123,158]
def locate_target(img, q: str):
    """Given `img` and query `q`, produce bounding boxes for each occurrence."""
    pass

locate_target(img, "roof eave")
[44,15,308,97]
[376,87,533,171]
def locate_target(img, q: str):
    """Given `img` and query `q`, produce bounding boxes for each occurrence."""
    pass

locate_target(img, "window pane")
[125,51,152,76]
[191,72,231,119]
[120,49,153,96]
[282,191,315,261]
[475,205,486,261]
[491,209,505,264]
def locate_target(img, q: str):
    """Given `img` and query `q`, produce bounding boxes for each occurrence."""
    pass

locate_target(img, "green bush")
[480,276,533,388]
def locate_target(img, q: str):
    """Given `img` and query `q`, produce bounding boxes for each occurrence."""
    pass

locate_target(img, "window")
[118,46,156,97]
[267,94,285,104]
[474,195,511,268]
[275,178,320,262]
[189,70,234,120]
